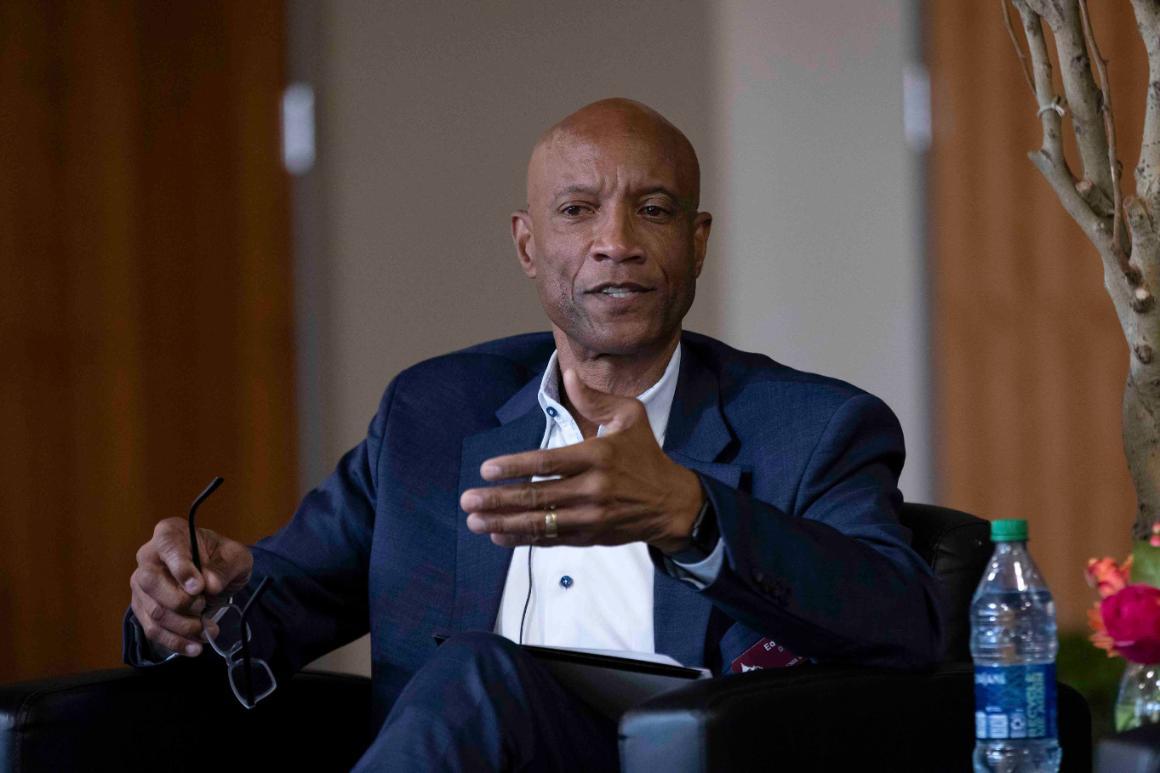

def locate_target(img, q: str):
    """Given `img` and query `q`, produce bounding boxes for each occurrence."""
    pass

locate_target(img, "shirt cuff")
[665,535,726,590]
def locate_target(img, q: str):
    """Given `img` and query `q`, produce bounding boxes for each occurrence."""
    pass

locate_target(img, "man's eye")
[560,205,589,217]
[640,205,670,218]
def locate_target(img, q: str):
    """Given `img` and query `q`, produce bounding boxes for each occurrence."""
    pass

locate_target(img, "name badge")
[729,637,806,673]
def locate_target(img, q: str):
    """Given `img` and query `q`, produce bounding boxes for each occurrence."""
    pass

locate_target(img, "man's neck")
[552,331,680,438]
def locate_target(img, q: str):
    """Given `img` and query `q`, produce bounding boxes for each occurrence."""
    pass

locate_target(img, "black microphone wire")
[518,546,533,645]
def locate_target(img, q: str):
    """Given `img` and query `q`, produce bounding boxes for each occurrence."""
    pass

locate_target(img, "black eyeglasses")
[188,477,277,709]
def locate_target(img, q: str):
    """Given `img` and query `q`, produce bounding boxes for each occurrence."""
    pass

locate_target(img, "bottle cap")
[990,519,1028,542]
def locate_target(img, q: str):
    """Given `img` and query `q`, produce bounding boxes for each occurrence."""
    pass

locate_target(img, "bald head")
[526,99,701,211]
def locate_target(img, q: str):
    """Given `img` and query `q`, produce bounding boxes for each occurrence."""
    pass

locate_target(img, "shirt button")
[559,575,574,589]
[546,406,558,417]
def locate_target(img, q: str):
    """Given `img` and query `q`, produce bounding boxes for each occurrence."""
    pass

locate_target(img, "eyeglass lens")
[228,657,276,709]
[205,604,250,658]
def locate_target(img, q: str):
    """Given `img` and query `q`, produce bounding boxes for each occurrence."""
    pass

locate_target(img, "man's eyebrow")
[638,186,680,201]
[552,184,599,199]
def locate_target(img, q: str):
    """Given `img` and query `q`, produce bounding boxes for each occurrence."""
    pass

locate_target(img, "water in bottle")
[970,519,1061,772]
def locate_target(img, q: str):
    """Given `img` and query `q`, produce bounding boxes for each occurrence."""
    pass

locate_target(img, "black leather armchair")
[1,504,1091,772]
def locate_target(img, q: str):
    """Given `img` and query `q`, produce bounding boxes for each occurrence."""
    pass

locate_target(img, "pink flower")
[1151,524,1160,548]
[1101,585,1160,664]
[1086,556,1132,599]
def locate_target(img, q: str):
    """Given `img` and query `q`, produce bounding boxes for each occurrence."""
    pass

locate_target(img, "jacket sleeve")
[124,379,394,677]
[658,393,943,669]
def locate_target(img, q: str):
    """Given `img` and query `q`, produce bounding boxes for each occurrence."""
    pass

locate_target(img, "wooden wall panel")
[928,1,1143,629]
[0,0,295,681]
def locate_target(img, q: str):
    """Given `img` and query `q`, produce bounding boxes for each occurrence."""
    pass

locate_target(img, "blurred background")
[0,0,1138,725]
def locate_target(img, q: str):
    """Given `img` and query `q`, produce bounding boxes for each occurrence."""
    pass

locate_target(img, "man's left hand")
[461,369,704,553]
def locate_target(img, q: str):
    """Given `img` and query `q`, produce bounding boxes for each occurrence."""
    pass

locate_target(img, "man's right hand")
[130,518,253,658]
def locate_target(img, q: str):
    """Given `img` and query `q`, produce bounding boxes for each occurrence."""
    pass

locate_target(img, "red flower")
[1101,584,1160,664]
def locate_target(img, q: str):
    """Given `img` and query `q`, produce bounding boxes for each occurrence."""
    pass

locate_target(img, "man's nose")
[591,207,644,263]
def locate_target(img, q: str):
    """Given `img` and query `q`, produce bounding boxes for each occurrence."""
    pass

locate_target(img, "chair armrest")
[0,664,373,773]
[618,663,1091,773]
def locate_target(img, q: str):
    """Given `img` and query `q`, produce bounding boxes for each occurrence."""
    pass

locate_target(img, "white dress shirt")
[495,344,718,652]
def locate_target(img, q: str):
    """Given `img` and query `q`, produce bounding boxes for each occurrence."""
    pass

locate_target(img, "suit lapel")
[653,340,741,668]
[451,377,545,633]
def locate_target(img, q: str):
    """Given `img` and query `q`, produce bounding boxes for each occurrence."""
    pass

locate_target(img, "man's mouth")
[588,282,653,298]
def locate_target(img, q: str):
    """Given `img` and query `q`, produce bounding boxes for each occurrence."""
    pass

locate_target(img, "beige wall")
[294,0,926,674]
[708,0,929,499]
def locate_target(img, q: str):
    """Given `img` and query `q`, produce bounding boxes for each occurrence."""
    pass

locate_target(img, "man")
[126,98,941,770]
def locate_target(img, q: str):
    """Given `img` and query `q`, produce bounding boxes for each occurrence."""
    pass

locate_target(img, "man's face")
[513,121,711,359]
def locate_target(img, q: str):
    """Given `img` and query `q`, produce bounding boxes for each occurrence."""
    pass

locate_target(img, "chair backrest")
[899,502,992,662]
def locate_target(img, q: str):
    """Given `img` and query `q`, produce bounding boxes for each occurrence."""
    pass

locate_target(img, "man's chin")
[560,326,678,359]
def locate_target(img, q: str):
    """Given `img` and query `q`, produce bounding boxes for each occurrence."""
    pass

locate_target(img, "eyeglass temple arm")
[238,576,271,706]
[187,476,224,572]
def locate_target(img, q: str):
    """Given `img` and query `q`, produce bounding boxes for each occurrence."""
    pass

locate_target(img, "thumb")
[203,539,253,597]
[562,369,641,433]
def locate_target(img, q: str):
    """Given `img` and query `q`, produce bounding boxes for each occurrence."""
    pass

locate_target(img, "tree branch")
[1129,0,1160,213]
[1077,0,1129,266]
[1002,0,1036,98]
[1014,2,1113,259]
[1023,0,1115,201]
[1124,198,1154,306]
[1013,2,1066,164]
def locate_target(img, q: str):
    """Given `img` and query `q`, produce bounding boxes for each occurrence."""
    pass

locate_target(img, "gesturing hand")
[460,369,704,553]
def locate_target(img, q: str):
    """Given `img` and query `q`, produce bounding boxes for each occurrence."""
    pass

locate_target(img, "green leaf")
[1131,540,1160,587]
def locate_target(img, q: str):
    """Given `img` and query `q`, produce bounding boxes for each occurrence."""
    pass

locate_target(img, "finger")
[480,442,602,482]
[131,578,206,640]
[562,368,645,433]
[152,519,204,595]
[131,591,204,657]
[202,539,253,596]
[132,565,200,614]
[490,533,588,548]
[466,509,550,539]
[461,476,587,514]
[468,506,600,542]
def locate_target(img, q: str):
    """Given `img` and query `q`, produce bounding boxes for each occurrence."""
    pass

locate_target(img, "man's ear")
[692,211,712,277]
[511,210,536,278]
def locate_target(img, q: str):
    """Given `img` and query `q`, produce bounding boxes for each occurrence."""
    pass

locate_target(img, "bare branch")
[1077,0,1130,269]
[1029,148,1113,254]
[1125,197,1153,292]
[1002,0,1036,97]
[1129,0,1160,211]
[1024,0,1114,200]
[1013,2,1066,164]
[1077,179,1114,218]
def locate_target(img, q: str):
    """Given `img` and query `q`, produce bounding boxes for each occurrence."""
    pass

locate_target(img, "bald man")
[125,99,942,771]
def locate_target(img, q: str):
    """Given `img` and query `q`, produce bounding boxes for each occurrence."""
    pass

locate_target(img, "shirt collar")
[536,343,683,444]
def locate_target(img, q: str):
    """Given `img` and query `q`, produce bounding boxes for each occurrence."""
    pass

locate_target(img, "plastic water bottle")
[970,519,1061,772]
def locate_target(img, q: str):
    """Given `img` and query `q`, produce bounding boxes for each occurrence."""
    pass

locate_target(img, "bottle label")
[974,664,1057,740]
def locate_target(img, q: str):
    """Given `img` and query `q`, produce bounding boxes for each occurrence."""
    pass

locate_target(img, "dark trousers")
[353,631,620,772]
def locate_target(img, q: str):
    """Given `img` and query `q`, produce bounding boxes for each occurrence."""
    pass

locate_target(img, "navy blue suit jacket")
[126,331,942,727]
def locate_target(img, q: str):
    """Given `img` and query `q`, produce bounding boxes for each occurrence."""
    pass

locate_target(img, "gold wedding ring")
[544,509,558,539]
